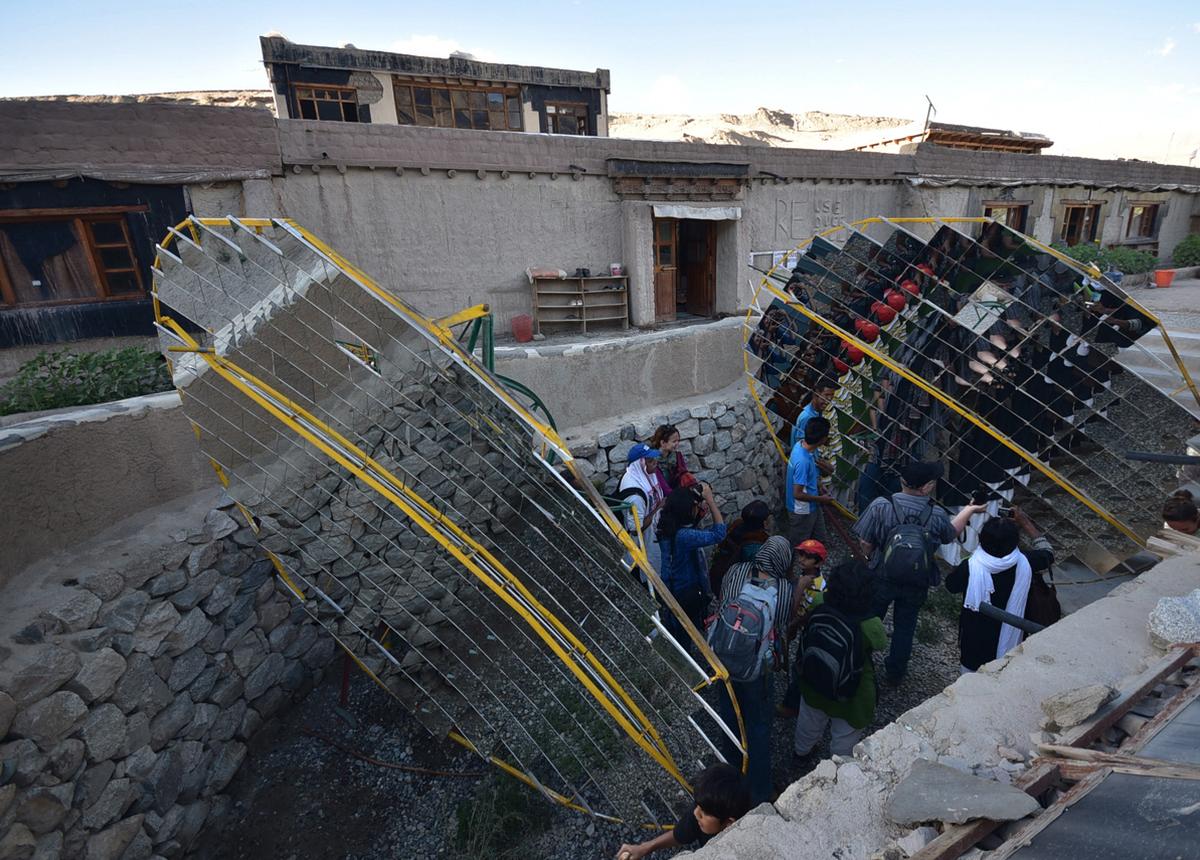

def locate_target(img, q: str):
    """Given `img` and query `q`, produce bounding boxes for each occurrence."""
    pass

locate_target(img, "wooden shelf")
[531,274,629,335]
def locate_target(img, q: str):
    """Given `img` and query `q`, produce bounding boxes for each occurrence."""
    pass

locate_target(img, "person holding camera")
[944,506,1055,673]
[656,482,726,647]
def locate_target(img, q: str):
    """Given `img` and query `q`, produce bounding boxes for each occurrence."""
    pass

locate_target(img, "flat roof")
[260,36,610,92]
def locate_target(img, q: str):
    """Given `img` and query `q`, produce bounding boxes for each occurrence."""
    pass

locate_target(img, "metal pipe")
[975,601,1046,634]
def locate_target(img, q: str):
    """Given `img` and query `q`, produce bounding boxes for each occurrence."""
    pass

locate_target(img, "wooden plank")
[1038,743,1200,779]
[1056,645,1198,748]
[908,762,1060,860]
[986,768,1110,860]
[1121,673,1200,754]
[0,205,149,221]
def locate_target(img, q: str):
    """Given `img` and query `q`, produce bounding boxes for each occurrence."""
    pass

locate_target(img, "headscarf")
[619,456,665,533]
[963,545,1032,659]
[752,535,793,580]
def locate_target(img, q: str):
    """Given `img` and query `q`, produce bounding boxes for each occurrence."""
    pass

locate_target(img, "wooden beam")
[1056,645,1198,748]
[1120,673,1200,753]
[1038,743,1200,779]
[0,205,149,221]
[986,768,1110,860]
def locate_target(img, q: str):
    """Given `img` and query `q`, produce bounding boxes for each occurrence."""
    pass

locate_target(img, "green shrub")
[0,347,173,417]
[1051,241,1157,275]
[1173,234,1200,268]
[452,775,551,860]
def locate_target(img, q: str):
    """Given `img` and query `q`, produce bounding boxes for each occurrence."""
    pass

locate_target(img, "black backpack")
[799,604,864,701]
[879,497,939,588]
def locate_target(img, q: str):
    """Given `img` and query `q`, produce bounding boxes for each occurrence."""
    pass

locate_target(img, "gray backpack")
[880,497,939,587]
[706,577,780,683]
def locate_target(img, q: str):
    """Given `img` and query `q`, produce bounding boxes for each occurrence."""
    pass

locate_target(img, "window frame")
[1126,203,1161,240]
[1059,203,1102,246]
[294,84,360,122]
[545,101,589,135]
[393,80,522,131]
[981,202,1030,233]
[0,206,148,309]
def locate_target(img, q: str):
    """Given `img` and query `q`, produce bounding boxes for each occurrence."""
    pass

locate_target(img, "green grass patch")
[451,774,553,860]
[0,347,173,416]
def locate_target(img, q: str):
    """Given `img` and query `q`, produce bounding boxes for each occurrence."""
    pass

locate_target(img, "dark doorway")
[652,217,715,322]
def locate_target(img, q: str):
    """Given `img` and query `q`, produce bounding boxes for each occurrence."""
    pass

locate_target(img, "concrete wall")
[494,319,746,431]
[0,394,211,587]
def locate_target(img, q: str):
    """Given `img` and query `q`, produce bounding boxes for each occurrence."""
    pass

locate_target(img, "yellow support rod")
[434,303,492,333]
[159,315,684,786]
[756,279,1146,548]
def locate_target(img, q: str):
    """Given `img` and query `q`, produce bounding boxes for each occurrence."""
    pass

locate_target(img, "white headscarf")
[619,457,664,533]
[963,545,1033,659]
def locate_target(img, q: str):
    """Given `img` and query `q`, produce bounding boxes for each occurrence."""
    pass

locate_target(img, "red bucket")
[511,313,534,342]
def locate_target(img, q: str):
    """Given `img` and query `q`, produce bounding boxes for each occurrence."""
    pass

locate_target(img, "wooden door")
[652,217,677,323]
[683,221,716,317]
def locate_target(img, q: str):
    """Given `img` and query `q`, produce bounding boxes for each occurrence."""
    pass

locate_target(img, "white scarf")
[963,546,1033,660]
[619,459,664,532]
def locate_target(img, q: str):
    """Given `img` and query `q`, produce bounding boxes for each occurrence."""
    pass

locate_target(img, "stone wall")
[0,497,335,860]
[564,388,782,518]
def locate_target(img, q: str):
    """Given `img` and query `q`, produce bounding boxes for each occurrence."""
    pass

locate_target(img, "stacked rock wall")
[0,499,336,860]
[569,393,783,517]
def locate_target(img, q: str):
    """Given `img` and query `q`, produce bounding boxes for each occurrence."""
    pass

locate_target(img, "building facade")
[1,100,1199,352]
[261,36,611,137]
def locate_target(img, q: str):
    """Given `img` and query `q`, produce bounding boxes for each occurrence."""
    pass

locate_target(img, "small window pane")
[658,246,673,266]
[508,109,521,130]
[105,272,142,295]
[99,247,133,270]
[343,103,358,122]
[299,100,317,120]
[451,90,468,110]
[472,110,489,128]
[414,87,433,107]
[489,109,506,130]
[656,221,672,241]
[434,108,452,127]
[454,109,471,129]
[416,105,435,125]
[547,104,557,114]
[316,100,342,121]
[89,221,125,245]
[487,92,504,107]
[469,91,486,110]
[433,89,451,108]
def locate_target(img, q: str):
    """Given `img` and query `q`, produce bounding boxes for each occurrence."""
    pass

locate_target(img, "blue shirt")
[658,523,728,594]
[789,403,822,451]
[788,443,820,515]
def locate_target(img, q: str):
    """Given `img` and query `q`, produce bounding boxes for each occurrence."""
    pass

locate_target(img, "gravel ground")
[194,592,961,860]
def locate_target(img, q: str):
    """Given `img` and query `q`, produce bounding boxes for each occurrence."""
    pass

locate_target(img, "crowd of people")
[609,408,1059,855]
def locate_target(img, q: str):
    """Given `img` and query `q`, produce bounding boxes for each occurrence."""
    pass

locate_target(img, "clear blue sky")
[4,0,1198,163]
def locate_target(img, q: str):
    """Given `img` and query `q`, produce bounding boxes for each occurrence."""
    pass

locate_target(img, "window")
[1126,203,1160,240]
[546,103,588,135]
[393,82,521,131]
[1060,204,1102,246]
[983,203,1029,232]
[0,209,146,308]
[295,85,360,122]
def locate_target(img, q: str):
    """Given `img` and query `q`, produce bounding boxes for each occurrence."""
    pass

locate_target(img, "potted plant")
[1154,267,1176,287]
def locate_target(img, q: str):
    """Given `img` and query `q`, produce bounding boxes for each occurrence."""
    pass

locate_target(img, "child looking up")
[614,763,751,859]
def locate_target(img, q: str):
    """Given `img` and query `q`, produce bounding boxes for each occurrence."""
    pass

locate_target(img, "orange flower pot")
[1154,269,1176,288]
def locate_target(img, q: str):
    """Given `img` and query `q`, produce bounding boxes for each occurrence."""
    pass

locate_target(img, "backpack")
[799,604,864,701]
[879,497,939,588]
[706,576,780,683]
[616,486,649,530]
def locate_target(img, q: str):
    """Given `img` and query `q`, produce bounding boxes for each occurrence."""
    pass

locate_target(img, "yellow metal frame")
[152,216,748,820]
[745,216,1150,548]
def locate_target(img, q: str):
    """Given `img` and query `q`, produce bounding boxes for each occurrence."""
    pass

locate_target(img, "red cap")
[678,472,698,489]
[871,301,897,325]
[900,280,921,300]
[795,539,828,561]
[855,319,880,343]
[916,263,935,277]
[844,344,864,365]
[885,290,907,312]
[832,357,850,375]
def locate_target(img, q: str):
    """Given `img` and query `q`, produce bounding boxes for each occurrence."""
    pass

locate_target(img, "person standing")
[853,460,985,685]
[649,424,691,490]
[793,561,887,759]
[787,417,833,546]
[788,378,839,451]
[707,499,773,596]
[713,536,797,804]
[618,443,667,575]
[657,483,726,645]
[945,508,1055,673]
